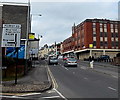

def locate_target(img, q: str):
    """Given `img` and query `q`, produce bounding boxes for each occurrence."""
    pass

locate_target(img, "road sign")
[1,24,21,47]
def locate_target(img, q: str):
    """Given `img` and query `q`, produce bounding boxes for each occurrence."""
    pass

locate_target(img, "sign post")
[1,24,21,84]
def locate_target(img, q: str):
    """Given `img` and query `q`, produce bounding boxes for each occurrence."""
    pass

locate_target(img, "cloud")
[30,2,118,47]
[1,1,118,47]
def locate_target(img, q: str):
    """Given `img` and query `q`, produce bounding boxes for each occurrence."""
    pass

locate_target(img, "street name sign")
[1,24,21,47]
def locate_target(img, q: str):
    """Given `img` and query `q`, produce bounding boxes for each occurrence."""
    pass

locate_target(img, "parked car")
[64,57,77,67]
[48,56,58,65]
[97,55,110,62]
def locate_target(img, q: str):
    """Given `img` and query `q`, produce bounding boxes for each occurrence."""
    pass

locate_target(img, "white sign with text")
[1,24,21,47]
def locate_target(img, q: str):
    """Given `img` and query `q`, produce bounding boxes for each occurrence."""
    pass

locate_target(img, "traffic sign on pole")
[1,24,21,47]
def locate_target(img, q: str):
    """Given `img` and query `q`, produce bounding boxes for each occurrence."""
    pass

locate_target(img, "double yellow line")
[47,66,58,89]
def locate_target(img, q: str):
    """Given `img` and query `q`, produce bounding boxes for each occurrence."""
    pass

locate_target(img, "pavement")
[1,60,52,93]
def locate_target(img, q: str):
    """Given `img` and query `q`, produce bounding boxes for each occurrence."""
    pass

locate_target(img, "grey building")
[0,2,31,59]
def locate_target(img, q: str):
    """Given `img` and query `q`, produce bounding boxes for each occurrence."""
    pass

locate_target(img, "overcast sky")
[1,0,119,47]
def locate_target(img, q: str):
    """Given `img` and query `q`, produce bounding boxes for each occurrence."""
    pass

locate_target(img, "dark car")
[97,55,110,61]
[48,56,58,65]
[64,57,77,67]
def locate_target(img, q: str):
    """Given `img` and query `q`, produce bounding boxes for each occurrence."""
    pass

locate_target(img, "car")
[64,57,77,67]
[48,56,58,65]
[97,55,110,62]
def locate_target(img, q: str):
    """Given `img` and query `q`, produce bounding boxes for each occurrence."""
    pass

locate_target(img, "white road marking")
[0,95,24,99]
[112,75,118,79]
[108,87,117,91]
[80,65,87,70]
[53,88,68,100]
[47,90,56,93]
[84,77,88,80]
[42,96,60,98]
[20,93,41,96]
[62,66,64,68]
[64,67,68,70]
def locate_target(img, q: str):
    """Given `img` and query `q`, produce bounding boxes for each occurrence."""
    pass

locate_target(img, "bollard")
[90,60,94,68]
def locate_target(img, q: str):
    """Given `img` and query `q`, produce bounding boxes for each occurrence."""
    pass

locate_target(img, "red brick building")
[62,19,120,59]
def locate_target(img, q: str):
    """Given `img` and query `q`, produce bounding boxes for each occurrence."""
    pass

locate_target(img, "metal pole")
[24,0,30,75]
[15,34,18,84]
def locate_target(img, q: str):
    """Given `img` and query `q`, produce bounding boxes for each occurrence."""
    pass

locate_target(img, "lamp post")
[38,35,42,59]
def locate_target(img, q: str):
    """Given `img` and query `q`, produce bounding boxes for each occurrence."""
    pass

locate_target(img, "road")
[1,59,118,100]
[48,59,118,99]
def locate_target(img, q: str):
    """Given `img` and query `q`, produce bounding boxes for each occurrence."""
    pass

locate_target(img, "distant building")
[39,43,63,58]
[62,19,120,59]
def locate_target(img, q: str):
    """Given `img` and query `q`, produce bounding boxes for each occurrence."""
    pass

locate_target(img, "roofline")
[0,2,29,6]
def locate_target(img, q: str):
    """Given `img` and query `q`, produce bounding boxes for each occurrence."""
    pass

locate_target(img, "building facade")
[0,2,30,59]
[62,19,120,59]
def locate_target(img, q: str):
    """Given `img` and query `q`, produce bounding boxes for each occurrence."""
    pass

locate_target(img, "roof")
[0,2,29,6]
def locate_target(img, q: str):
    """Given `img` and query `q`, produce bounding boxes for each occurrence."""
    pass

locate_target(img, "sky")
[1,0,119,47]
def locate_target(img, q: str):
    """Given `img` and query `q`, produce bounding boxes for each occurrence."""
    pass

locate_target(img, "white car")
[48,56,58,65]
[64,57,77,67]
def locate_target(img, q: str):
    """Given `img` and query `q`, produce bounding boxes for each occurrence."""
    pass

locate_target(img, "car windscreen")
[67,58,77,62]
[50,57,57,60]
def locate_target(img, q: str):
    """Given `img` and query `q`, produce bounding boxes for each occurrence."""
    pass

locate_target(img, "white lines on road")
[108,87,117,91]
[111,75,118,79]
[42,96,60,98]
[84,77,88,80]
[64,67,69,70]
[53,88,68,100]
[80,65,87,70]
[62,66,64,68]
[0,95,24,99]
[73,72,75,74]
[47,90,56,93]
[20,93,41,96]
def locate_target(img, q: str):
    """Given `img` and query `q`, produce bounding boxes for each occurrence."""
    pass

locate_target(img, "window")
[100,28,103,32]
[104,24,107,28]
[93,34,96,37]
[105,37,107,41]
[93,23,96,25]
[112,42,115,46]
[110,24,113,28]
[115,24,118,28]
[93,37,96,41]
[115,33,118,37]
[104,42,107,46]
[116,38,118,41]
[100,42,103,46]
[100,37,103,41]
[104,32,107,37]
[93,41,96,46]
[100,23,103,27]
[116,42,119,46]
[100,32,103,37]
[93,23,96,28]
[93,28,96,32]
[111,37,114,41]
[111,33,114,37]
[104,28,107,32]
[115,29,118,33]
[111,29,114,33]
